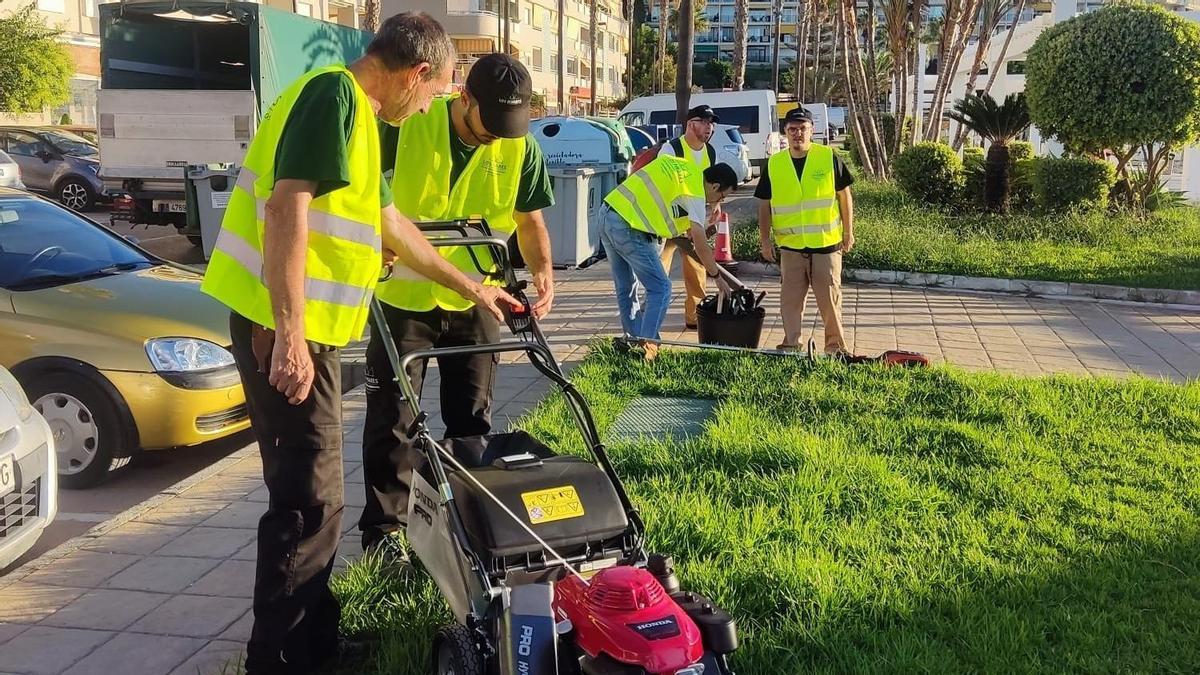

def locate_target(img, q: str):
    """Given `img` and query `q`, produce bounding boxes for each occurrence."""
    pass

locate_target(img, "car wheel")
[57,177,96,211]
[27,373,134,489]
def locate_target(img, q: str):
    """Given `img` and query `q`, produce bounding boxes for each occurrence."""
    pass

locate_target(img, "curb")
[734,261,1200,311]
[0,384,364,592]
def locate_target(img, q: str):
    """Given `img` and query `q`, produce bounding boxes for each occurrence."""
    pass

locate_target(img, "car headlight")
[0,368,34,422]
[146,338,235,372]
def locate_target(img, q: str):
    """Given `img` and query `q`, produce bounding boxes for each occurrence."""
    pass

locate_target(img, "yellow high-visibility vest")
[375,95,526,312]
[200,65,382,348]
[604,156,704,239]
[767,143,842,250]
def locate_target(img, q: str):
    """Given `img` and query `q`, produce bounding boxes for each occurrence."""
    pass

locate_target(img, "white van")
[618,90,780,176]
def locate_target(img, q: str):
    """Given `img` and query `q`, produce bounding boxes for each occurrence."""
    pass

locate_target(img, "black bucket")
[697,304,765,349]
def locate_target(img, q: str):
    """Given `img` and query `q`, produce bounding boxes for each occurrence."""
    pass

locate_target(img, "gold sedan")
[0,188,249,488]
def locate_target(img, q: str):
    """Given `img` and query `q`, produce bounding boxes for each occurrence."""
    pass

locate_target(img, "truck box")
[97,1,371,230]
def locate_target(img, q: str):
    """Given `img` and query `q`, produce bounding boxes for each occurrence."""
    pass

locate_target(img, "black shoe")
[362,530,411,567]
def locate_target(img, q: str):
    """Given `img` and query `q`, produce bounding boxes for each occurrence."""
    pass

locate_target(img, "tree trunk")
[796,1,809,100]
[909,0,924,144]
[843,0,888,173]
[771,0,782,92]
[590,0,598,114]
[811,1,821,100]
[559,0,567,112]
[676,0,694,123]
[927,0,981,142]
[985,140,1010,213]
[658,0,668,92]
[732,0,749,89]
[363,0,380,32]
[951,31,992,149]
[865,0,882,114]
[982,0,1026,96]
[627,0,636,99]
[839,4,875,176]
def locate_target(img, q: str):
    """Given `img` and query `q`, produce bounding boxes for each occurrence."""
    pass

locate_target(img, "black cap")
[466,53,533,139]
[687,105,720,122]
[784,107,814,125]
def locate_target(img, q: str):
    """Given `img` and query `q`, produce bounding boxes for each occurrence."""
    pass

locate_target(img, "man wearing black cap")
[657,104,723,329]
[360,53,555,553]
[756,107,855,353]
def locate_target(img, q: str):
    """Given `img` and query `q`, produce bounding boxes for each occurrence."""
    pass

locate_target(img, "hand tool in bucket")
[372,219,741,675]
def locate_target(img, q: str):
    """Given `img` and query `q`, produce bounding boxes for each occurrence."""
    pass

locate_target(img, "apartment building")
[4,0,363,125]
[384,0,628,114]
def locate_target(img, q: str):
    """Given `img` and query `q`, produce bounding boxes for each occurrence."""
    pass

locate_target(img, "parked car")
[54,125,98,144]
[0,150,24,190]
[0,127,109,211]
[0,189,250,488]
[629,123,753,183]
[0,364,57,571]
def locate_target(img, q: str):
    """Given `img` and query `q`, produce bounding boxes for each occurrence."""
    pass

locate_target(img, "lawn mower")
[373,220,741,675]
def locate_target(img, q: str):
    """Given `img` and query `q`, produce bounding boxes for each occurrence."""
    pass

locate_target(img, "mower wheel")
[434,624,484,675]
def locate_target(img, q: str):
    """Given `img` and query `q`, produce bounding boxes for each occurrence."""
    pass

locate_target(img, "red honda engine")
[554,566,705,674]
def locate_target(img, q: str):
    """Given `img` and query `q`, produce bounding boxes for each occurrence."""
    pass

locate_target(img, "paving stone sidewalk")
[1,267,1197,675]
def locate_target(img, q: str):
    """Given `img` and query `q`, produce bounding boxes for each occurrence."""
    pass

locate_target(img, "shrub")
[845,114,913,166]
[1034,156,1116,211]
[1008,141,1034,162]
[893,142,964,206]
[1010,157,1038,212]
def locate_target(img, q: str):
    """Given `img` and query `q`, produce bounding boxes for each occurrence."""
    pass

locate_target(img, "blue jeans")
[599,205,670,340]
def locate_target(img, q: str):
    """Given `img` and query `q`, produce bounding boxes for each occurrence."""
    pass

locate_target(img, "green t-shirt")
[379,112,554,213]
[273,71,393,207]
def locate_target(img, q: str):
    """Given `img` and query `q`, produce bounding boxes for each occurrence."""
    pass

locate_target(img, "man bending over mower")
[599,156,739,360]
[359,53,555,554]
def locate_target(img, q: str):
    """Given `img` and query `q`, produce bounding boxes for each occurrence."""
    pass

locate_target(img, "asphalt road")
[2,207,246,576]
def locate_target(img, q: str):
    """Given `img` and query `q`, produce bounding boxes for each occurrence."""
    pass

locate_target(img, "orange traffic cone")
[714,211,733,263]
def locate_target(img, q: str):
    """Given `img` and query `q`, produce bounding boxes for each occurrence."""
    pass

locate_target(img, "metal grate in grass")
[607,396,717,441]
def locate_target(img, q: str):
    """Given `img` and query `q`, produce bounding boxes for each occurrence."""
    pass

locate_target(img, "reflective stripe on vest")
[200,65,382,347]
[375,95,527,313]
[603,156,702,239]
[767,144,841,250]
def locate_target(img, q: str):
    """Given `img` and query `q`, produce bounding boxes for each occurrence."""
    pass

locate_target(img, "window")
[609,34,618,51]
[609,66,618,84]
[748,46,768,63]
[582,63,591,79]
[532,47,544,70]
[580,28,592,47]
[1006,60,1026,75]
[36,0,65,11]
[711,105,760,134]
[2,132,48,158]
[83,0,98,18]
[551,51,560,72]
[294,1,313,16]
[567,57,578,76]
[597,68,604,82]
[549,10,558,32]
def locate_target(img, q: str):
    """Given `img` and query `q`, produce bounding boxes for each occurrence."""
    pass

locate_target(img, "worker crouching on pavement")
[600,156,740,360]
[658,104,723,329]
[199,13,518,675]
[756,107,856,354]
[359,53,556,554]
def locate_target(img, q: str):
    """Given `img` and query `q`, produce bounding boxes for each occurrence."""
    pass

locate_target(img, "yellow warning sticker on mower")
[521,486,586,524]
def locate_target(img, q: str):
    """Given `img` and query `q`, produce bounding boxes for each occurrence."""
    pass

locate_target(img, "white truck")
[97,1,370,244]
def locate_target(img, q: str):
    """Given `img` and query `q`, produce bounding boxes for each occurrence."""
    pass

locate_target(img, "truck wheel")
[57,178,96,211]
[26,373,134,489]
[433,625,484,675]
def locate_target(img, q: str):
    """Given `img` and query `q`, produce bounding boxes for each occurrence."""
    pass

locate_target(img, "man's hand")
[760,240,776,263]
[530,272,554,319]
[267,329,315,405]
[707,202,722,226]
[841,231,856,253]
[466,283,523,322]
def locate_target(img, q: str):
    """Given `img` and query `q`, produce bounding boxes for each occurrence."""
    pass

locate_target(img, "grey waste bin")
[185,164,238,261]
[531,118,631,266]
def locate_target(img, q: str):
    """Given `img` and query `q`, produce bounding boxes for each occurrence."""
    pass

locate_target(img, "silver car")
[0,150,23,190]
[0,127,107,211]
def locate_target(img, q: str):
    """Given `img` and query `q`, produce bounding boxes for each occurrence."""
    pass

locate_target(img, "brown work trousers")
[780,248,847,353]
[660,239,707,326]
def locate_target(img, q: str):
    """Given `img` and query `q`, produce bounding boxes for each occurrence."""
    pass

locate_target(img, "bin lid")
[531,117,633,167]
[186,163,239,179]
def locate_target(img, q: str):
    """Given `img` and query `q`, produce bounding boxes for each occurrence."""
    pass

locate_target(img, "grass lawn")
[731,181,1200,291]
[332,346,1200,673]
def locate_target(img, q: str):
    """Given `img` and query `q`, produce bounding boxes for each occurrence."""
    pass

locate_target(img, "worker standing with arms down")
[200,14,519,675]
[756,107,855,354]
[657,105,724,330]
[600,155,740,360]
[359,53,556,553]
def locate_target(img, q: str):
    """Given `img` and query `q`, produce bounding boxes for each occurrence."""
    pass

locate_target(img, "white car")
[0,365,57,571]
[0,150,24,190]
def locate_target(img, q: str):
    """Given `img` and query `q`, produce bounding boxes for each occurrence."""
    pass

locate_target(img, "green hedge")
[893,142,964,206]
[1034,156,1116,211]
[1008,141,1034,162]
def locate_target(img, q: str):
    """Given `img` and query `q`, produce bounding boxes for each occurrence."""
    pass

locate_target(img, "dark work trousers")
[229,312,345,675]
[358,303,500,548]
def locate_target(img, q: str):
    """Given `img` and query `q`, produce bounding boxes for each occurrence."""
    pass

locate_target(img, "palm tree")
[676,0,694,122]
[658,0,668,92]
[946,92,1031,213]
[732,0,749,89]
[363,0,380,31]
[952,0,1010,149]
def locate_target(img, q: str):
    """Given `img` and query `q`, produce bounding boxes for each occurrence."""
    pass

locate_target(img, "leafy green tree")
[0,4,73,114]
[632,24,676,96]
[1026,1,1200,210]
[703,59,732,88]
